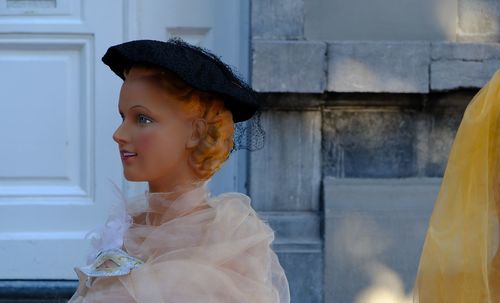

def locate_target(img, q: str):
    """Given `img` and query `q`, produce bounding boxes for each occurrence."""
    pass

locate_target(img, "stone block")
[249,110,321,211]
[277,251,323,303]
[416,93,471,177]
[322,108,418,178]
[260,212,322,303]
[431,42,500,90]
[251,0,304,39]
[324,177,440,303]
[424,110,462,176]
[432,42,500,61]
[431,60,500,90]
[260,211,321,245]
[458,0,500,41]
[252,40,327,93]
[259,93,325,110]
[327,41,431,93]
[305,0,457,41]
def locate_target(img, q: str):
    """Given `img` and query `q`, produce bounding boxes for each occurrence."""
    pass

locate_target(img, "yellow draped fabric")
[414,69,500,302]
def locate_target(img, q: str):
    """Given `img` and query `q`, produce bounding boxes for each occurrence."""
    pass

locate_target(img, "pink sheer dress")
[68,180,290,303]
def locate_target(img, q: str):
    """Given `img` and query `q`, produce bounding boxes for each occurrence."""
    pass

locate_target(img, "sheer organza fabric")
[68,180,290,303]
[413,69,500,302]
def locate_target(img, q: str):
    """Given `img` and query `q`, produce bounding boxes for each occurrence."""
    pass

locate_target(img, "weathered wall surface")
[305,0,457,41]
[250,0,500,302]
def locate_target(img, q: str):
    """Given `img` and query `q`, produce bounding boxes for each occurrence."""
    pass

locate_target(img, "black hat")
[101,38,259,123]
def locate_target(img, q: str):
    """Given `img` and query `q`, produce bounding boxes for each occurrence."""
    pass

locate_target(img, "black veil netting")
[231,108,266,153]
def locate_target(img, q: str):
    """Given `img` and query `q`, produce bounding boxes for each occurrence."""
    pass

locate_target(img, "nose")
[112,123,128,144]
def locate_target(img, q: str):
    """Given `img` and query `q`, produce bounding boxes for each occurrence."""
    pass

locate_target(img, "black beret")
[101,38,259,123]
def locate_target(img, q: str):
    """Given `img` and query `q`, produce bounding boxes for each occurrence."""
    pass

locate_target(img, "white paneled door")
[0,0,249,279]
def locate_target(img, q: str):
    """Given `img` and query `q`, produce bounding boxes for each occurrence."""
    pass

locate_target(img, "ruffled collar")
[85,179,212,264]
[136,180,212,225]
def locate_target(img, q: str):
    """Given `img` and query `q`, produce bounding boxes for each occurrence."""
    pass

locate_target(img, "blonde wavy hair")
[124,64,235,181]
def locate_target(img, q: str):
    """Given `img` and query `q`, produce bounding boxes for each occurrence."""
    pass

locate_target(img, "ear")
[186,118,208,149]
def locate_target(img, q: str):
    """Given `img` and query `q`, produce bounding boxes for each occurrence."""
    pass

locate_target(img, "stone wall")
[250,0,500,302]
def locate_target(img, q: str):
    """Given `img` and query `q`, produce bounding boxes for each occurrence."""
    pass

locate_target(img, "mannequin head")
[112,64,234,193]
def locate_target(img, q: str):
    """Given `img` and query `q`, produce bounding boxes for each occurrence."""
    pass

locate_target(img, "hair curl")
[124,64,234,181]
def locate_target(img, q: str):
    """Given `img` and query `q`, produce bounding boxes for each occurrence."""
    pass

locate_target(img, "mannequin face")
[112,66,202,192]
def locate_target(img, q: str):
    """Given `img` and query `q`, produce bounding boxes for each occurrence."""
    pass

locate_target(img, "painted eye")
[138,114,153,124]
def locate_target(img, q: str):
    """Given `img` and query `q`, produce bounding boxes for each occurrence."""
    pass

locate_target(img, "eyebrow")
[119,104,152,114]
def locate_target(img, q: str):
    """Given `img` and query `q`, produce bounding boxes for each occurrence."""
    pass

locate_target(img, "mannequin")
[67,39,290,303]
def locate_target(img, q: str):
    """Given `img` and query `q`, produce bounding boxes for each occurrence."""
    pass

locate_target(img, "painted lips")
[120,150,138,162]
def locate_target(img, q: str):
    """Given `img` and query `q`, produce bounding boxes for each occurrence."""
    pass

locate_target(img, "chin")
[123,170,148,182]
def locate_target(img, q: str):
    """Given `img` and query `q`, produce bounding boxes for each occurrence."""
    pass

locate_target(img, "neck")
[147,176,208,210]
[143,177,210,225]
[147,167,201,194]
